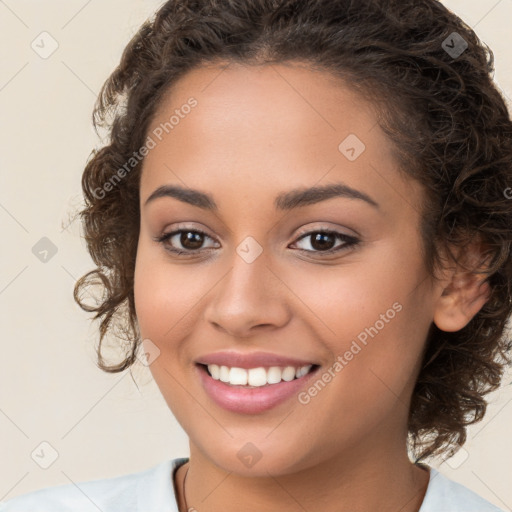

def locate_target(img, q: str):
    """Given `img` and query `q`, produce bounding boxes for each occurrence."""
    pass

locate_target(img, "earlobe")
[433,272,491,333]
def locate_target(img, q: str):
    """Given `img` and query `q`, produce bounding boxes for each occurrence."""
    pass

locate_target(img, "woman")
[2,0,511,510]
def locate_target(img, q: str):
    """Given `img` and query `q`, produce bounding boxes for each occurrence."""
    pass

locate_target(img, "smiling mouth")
[198,363,320,388]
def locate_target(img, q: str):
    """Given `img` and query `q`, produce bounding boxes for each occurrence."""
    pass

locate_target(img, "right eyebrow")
[143,182,380,211]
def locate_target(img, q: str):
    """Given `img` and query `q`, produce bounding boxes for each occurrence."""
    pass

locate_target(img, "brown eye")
[155,229,219,255]
[309,232,337,251]
[179,231,205,250]
[292,230,360,255]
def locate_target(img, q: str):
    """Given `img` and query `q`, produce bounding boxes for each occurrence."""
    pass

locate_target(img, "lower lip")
[195,364,320,414]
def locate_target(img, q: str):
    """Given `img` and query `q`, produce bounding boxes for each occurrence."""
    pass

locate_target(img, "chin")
[195,439,320,478]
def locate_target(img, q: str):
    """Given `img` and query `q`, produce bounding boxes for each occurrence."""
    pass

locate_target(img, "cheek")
[287,238,428,397]
[133,244,203,416]
[133,241,207,339]
[291,238,422,337]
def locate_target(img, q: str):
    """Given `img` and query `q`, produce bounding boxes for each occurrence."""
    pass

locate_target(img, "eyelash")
[153,226,360,257]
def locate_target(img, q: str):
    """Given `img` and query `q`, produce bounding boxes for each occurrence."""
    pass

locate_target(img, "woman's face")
[134,61,442,475]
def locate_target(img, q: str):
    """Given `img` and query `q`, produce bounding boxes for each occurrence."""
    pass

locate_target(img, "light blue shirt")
[0,458,505,511]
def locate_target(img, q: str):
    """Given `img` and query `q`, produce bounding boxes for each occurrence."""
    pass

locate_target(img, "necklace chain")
[181,463,190,512]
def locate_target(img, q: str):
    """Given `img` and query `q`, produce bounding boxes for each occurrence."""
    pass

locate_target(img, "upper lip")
[195,351,318,369]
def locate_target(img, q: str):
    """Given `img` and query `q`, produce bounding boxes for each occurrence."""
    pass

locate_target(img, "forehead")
[140,61,420,212]
[149,60,380,141]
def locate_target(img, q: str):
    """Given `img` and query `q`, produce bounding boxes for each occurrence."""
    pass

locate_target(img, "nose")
[203,248,291,338]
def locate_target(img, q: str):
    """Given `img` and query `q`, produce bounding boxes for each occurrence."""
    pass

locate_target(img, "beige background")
[1,0,511,508]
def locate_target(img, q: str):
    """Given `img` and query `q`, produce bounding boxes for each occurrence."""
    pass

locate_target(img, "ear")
[433,242,492,332]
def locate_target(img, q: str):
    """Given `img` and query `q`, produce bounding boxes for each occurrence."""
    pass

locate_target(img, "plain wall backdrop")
[1,0,511,508]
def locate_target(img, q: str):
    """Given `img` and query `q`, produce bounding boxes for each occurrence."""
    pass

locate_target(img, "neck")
[176,439,430,512]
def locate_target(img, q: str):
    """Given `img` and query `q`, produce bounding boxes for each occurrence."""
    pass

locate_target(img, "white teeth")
[267,366,282,384]
[219,365,230,382]
[209,364,220,380]
[282,366,296,382]
[206,364,314,387]
[296,365,312,378]
[229,367,248,385]
[248,367,267,386]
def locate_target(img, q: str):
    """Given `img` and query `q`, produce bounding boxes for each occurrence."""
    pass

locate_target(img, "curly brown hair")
[73,0,512,463]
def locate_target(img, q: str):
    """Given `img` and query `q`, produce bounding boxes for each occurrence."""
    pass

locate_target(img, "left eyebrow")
[144,184,217,210]
[274,183,380,211]
[143,182,380,211]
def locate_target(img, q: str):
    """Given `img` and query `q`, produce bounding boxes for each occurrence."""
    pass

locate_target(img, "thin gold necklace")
[181,463,190,512]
